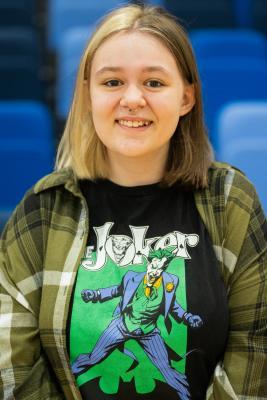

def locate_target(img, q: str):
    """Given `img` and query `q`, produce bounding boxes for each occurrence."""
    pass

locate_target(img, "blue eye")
[104,80,122,87]
[146,80,163,88]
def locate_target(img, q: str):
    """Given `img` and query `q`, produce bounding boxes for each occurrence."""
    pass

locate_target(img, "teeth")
[118,120,151,127]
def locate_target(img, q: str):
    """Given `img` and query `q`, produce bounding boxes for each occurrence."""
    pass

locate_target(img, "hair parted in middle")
[56,4,213,189]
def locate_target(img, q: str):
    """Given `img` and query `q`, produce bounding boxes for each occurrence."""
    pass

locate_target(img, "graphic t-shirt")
[68,180,229,400]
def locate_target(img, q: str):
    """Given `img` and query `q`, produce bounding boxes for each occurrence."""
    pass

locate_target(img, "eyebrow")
[95,66,170,76]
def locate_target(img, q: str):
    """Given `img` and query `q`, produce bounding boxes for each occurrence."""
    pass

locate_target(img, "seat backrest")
[190,29,267,60]
[216,101,267,214]
[198,58,267,151]
[48,0,126,50]
[0,101,54,208]
[56,26,94,118]
[0,101,53,141]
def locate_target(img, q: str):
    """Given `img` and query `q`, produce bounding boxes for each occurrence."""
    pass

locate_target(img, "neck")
[107,151,168,187]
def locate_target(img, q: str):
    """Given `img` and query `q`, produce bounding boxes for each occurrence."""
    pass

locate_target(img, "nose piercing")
[128,104,143,112]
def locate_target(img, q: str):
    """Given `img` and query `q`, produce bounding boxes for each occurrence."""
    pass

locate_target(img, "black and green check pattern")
[0,162,266,399]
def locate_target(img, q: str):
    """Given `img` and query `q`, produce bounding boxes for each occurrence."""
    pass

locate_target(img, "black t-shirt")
[68,179,229,400]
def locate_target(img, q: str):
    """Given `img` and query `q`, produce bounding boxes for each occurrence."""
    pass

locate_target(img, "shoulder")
[123,270,139,280]
[1,168,80,243]
[33,167,75,194]
[207,161,259,213]
[203,162,266,281]
[163,271,178,284]
[208,161,253,192]
[24,167,79,212]
[8,168,75,216]
[194,161,264,269]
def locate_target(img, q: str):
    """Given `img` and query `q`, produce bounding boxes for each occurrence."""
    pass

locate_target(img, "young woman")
[0,5,266,400]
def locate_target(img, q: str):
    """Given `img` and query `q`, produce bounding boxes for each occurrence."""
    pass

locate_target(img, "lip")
[115,117,153,131]
[116,121,153,131]
[116,116,153,122]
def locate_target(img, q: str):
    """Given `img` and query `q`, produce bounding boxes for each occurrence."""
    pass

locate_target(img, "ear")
[179,83,195,117]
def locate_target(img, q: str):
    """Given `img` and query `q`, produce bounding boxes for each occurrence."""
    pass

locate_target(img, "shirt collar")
[33,167,83,198]
[144,275,163,289]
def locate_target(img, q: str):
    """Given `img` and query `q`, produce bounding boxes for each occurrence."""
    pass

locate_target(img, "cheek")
[91,89,118,113]
[91,98,115,133]
[154,102,181,132]
[91,99,105,118]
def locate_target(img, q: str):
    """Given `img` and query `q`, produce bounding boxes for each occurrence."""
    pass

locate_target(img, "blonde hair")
[56,4,213,188]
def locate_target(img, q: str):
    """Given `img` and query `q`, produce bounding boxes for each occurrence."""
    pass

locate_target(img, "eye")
[103,79,122,87]
[146,80,164,88]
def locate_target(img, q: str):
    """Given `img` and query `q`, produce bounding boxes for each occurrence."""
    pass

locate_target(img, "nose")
[119,84,146,110]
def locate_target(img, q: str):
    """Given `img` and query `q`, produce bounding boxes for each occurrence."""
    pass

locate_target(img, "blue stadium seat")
[164,0,236,29]
[56,27,94,118]
[48,0,126,50]
[190,29,267,60]
[197,57,267,152]
[0,101,55,209]
[216,101,267,214]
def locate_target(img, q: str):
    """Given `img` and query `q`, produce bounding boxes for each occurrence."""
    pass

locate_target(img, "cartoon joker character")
[72,249,203,399]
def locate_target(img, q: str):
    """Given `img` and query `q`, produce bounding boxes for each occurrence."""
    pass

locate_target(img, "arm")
[171,301,203,328]
[81,284,122,303]
[0,191,64,399]
[206,170,267,399]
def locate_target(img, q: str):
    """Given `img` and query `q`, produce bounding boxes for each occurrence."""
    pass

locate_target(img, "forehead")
[91,31,179,74]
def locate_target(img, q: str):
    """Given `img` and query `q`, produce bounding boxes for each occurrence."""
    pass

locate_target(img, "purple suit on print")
[72,270,195,399]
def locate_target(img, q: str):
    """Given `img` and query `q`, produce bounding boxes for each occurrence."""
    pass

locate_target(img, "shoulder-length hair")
[56,4,213,189]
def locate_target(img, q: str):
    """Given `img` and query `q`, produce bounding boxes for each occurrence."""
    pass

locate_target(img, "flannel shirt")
[0,162,266,400]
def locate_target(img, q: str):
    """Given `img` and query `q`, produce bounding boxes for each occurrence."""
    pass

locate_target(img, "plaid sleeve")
[207,170,267,399]
[0,191,64,399]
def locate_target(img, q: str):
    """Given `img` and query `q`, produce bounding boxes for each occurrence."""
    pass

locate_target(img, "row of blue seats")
[55,27,267,152]
[48,0,267,50]
[1,5,267,155]
[2,1,267,109]
[0,99,266,234]
[190,29,267,150]
[1,0,267,49]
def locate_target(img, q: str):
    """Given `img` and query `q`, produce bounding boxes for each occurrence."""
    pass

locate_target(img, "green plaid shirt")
[0,162,266,399]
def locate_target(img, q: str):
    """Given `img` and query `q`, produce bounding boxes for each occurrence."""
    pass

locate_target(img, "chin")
[116,147,154,158]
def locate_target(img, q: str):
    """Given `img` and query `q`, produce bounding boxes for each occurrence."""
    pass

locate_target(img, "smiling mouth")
[116,119,153,128]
